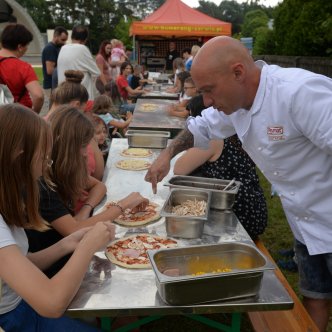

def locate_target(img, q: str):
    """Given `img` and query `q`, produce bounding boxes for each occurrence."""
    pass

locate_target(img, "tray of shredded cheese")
[160,188,211,239]
[147,242,274,305]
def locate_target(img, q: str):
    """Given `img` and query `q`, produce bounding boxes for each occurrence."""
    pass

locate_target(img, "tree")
[273,0,332,56]
[16,0,54,31]
[241,9,269,38]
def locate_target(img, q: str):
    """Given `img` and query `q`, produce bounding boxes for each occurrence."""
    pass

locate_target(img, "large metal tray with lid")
[164,175,241,210]
[148,242,274,305]
[125,129,170,149]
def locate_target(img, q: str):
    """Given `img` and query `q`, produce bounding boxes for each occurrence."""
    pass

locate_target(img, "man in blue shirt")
[41,27,68,93]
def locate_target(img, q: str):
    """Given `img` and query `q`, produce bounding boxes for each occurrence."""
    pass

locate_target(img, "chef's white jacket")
[188,61,332,255]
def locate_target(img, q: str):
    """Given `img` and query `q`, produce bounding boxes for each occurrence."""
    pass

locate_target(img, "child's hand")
[126,112,132,120]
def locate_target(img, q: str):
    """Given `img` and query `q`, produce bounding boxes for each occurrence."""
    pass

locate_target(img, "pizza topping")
[116,159,151,171]
[106,234,177,268]
[113,203,160,227]
[121,148,153,158]
[171,199,207,216]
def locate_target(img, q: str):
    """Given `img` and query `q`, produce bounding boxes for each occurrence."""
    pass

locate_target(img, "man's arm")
[145,128,194,193]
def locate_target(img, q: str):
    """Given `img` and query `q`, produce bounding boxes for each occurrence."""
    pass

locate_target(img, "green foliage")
[274,0,332,56]
[113,17,134,50]
[241,9,269,38]
[252,27,276,55]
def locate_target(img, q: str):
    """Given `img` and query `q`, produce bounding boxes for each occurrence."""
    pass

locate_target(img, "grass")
[34,67,43,85]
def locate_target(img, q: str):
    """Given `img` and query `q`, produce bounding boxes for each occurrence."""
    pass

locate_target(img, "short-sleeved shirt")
[95,54,112,82]
[42,42,60,89]
[0,214,27,314]
[165,49,180,70]
[0,57,37,108]
[25,180,71,277]
[116,74,129,101]
[130,75,141,90]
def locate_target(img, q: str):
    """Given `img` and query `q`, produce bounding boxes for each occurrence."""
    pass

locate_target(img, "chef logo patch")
[267,126,285,141]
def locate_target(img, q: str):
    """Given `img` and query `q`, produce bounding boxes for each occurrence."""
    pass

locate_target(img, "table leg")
[185,313,242,332]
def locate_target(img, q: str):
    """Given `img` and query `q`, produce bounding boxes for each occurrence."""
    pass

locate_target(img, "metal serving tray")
[160,188,211,239]
[164,175,241,210]
[148,242,274,305]
[125,130,170,149]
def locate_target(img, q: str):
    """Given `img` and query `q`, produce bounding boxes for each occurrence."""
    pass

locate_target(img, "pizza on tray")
[120,148,153,158]
[115,159,151,171]
[114,202,160,226]
[140,103,157,112]
[103,202,160,227]
[105,234,177,269]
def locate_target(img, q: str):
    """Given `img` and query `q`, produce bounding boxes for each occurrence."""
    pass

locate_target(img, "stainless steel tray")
[164,175,241,210]
[148,242,274,305]
[160,188,211,239]
[126,130,170,149]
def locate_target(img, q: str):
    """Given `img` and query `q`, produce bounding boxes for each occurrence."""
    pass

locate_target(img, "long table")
[67,139,293,330]
[129,98,186,137]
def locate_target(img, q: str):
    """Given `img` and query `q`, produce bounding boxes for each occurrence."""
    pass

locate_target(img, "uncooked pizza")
[115,159,151,171]
[120,148,153,158]
[112,202,160,226]
[140,103,157,112]
[105,234,177,268]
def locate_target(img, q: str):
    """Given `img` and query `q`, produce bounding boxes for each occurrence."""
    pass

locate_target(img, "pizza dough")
[120,148,153,158]
[140,103,157,112]
[115,159,151,171]
[113,202,160,226]
[105,234,177,269]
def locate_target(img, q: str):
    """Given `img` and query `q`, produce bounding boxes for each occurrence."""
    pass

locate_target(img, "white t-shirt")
[0,214,28,314]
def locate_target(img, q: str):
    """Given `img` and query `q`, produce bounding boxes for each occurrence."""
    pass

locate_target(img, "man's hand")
[145,149,172,194]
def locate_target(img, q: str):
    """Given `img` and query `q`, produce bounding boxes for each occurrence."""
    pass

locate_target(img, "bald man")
[146,36,332,331]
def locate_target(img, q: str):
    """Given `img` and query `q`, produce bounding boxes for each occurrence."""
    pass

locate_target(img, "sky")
[182,0,282,8]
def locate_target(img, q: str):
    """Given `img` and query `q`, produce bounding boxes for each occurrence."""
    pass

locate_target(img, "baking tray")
[160,188,211,239]
[125,130,170,149]
[148,242,274,305]
[164,175,241,210]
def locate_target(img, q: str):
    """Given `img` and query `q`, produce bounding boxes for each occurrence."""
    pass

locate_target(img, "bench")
[248,239,319,332]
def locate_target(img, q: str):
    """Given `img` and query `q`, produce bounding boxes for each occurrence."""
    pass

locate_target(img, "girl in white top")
[0,104,145,331]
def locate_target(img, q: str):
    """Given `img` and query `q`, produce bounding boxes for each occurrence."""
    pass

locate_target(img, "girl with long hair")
[0,103,114,331]
[48,70,104,180]
[26,105,148,277]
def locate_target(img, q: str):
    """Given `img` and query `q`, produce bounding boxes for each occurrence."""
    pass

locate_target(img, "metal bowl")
[148,242,274,305]
[160,188,211,239]
[164,175,241,210]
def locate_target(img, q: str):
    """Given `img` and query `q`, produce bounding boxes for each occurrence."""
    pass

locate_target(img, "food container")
[164,175,241,210]
[147,242,274,305]
[203,209,238,236]
[152,84,162,92]
[160,188,211,239]
[126,130,170,149]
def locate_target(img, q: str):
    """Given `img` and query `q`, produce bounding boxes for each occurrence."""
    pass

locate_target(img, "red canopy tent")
[130,0,232,68]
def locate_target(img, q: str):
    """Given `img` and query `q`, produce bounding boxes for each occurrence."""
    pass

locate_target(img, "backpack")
[0,57,25,105]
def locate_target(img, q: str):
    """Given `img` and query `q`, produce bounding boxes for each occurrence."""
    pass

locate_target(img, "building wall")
[0,0,44,54]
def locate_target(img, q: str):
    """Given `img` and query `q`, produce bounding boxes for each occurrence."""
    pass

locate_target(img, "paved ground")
[22,55,42,66]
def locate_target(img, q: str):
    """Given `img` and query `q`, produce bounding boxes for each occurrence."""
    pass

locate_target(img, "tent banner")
[131,23,231,36]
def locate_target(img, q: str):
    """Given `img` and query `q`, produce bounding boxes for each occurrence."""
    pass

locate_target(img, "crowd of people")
[0,21,331,332]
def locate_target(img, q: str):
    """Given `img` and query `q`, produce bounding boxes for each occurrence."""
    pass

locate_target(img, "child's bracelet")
[109,201,125,214]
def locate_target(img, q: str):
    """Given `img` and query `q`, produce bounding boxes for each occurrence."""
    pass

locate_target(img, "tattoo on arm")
[168,129,194,158]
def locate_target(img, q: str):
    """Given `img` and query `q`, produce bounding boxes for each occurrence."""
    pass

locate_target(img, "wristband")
[83,203,94,209]
[109,201,125,214]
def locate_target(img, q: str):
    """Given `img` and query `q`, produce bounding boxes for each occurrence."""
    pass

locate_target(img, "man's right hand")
[145,150,172,194]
